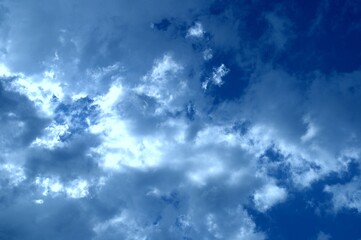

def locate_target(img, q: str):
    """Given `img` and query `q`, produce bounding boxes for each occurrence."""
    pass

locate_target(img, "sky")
[0,0,361,239]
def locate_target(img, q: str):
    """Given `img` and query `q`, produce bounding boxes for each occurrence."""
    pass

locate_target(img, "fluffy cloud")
[235,68,361,187]
[325,177,361,213]
[0,43,268,240]
[1,0,361,239]
[253,183,287,212]
[187,22,205,38]
[202,64,229,89]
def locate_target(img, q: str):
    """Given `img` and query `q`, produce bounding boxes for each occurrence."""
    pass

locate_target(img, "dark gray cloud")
[0,77,48,149]
[89,167,265,240]
[25,132,101,180]
[0,194,95,240]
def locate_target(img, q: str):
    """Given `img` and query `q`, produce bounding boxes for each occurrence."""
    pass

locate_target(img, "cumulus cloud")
[234,68,361,188]
[0,14,267,238]
[325,177,361,213]
[187,22,205,38]
[1,0,361,239]
[253,183,287,212]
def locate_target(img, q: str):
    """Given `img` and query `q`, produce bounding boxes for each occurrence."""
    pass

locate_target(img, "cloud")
[1,0,361,239]
[233,68,361,187]
[264,10,293,50]
[0,53,269,239]
[325,177,361,213]
[0,76,49,151]
[0,195,95,240]
[253,183,287,212]
[90,169,266,240]
[202,64,229,89]
[316,231,332,240]
[187,22,205,38]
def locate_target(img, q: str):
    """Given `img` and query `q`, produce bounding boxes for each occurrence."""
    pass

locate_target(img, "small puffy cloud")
[187,22,205,38]
[325,177,361,213]
[202,64,229,89]
[211,64,229,86]
[253,183,287,212]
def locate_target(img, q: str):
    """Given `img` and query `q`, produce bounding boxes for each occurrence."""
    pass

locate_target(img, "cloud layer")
[1,0,361,239]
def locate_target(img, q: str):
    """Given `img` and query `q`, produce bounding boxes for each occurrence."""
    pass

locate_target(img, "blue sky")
[0,0,361,239]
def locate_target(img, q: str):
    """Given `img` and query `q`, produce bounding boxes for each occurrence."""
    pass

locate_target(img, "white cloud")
[1,0,360,239]
[236,69,361,188]
[0,64,11,77]
[93,211,151,240]
[35,176,90,199]
[325,177,361,213]
[135,54,185,112]
[0,1,274,239]
[31,123,70,149]
[202,64,229,89]
[212,64,229,86]
[65,179,89,198]
[94,81,123,114]
[90,114,164,170]
[187,22,205,38]
[0,163,26,186]
[5,71,64,116]
[90,82,165,170]
[89,55,191,170]
[34,199,44,205]
[253,183,287,212]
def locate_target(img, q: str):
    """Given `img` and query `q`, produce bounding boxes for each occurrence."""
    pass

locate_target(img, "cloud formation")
[1,0,361,239]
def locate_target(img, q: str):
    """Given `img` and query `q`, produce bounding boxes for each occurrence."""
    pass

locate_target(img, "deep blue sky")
[0,0,361,239]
